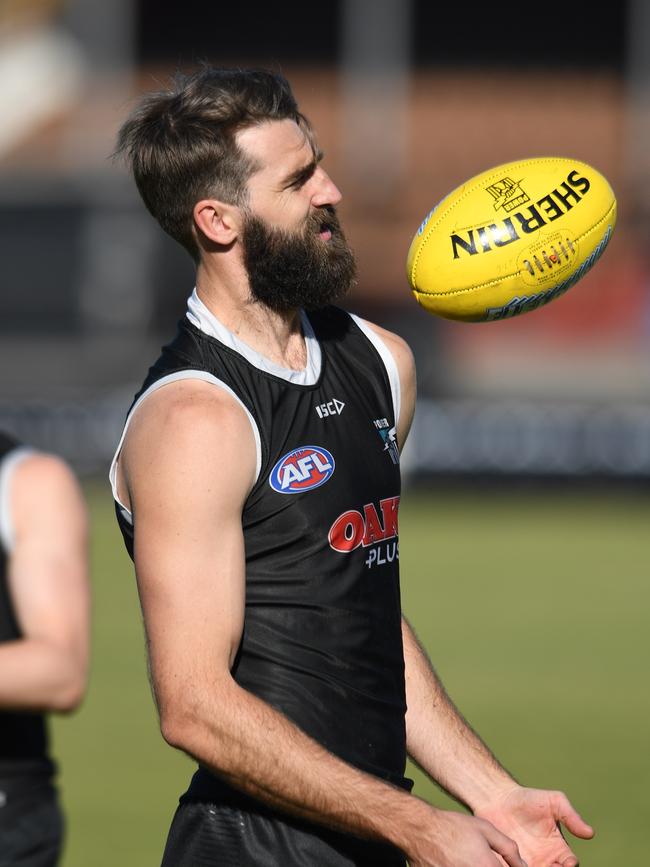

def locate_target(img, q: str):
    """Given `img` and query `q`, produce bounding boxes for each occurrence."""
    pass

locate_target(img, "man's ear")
[193,199,242,246]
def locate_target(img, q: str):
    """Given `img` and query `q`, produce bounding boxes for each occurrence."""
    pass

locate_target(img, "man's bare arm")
[0,453,90,712]
[401,588,593,867]
[361,322,514,805]
[120,378,526,867]
[365,321,593,864]
[402,616,516,810]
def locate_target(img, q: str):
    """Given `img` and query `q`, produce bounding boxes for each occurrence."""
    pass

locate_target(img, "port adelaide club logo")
[269,445,335,494]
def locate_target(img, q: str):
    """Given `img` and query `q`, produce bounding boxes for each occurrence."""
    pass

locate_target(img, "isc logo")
[315,399,345,418]
[269,446,335,494]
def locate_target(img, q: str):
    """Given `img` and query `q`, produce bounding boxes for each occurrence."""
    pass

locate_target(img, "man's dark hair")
[115,66,312,260]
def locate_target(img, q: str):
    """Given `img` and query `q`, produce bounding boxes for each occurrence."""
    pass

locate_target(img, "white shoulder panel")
[348,314,401,428]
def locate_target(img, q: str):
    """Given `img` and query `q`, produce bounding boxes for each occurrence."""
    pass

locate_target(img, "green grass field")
[52,480,650,866]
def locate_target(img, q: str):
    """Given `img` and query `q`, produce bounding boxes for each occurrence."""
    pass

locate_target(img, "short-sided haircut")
[115,66,312,260]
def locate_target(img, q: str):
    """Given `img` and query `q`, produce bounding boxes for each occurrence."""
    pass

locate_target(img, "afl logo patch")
[269,446,335,494]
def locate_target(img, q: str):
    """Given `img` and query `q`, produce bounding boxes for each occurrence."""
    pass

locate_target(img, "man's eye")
[290,174,309,190]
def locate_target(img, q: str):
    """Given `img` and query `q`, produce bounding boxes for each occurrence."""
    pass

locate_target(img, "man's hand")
[474,785,594,867]
[405,809,528,867]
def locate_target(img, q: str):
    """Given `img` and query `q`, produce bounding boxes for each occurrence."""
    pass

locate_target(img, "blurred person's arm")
[0,452,90,712]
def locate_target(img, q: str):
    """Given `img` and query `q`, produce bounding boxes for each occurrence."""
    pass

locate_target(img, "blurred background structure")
[0,0,649,483]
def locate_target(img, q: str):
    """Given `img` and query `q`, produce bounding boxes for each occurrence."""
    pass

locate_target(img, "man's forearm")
[0,639,85,712]
[160,675,432,854]
[161,679,525,867]
[157,671,531,867]
[402,616,516,812]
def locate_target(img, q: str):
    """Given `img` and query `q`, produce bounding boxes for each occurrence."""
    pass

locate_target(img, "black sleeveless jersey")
[0,431,51,773]
[114,305,411,799]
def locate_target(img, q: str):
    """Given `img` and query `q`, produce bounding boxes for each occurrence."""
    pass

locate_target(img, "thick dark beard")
[241,206,357,313]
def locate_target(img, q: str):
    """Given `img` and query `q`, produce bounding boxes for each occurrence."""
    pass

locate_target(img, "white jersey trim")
[109,371,262,526]
[0,447,34,553]
[187,289,322,385]
[348,314,401,429]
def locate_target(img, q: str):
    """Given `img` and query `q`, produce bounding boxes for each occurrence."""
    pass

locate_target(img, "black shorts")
[161,801,406,867]
[0,776,63,867]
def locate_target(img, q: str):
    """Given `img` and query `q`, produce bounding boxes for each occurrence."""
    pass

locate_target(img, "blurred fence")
[407,398,650,480]
[3,392,650,483]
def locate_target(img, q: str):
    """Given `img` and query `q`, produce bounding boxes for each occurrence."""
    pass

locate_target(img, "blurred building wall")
[0,0,648,482]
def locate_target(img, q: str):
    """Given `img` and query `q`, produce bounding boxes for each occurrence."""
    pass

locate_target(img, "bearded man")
[110,67,593,867]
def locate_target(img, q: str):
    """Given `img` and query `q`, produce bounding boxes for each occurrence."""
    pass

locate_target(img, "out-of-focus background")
[2,0,650,481]
[0,1,648,865]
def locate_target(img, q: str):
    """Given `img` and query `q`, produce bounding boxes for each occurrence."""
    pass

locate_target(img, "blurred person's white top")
[0,447,33,553]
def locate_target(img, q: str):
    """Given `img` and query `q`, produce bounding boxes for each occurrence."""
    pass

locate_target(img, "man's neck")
[195,263,308,372]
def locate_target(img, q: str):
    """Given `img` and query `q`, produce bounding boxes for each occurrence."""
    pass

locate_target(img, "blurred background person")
[0,430,90,867]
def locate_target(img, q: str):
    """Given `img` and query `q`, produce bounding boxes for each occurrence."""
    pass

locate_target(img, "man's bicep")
[133,500,247,687]
[125,386,256,710]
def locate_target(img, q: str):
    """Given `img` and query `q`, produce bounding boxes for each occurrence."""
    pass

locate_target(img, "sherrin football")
[406,157,617,322]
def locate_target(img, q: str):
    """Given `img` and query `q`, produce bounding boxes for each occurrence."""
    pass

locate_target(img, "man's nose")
[311,168,342,208]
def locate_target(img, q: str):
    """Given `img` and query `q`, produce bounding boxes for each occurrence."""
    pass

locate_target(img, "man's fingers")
[484,824,527,867]
[552,792,595,839]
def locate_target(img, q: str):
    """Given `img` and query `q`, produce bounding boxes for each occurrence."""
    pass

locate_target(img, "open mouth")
[316,220,333,240]
[310,207,337,241]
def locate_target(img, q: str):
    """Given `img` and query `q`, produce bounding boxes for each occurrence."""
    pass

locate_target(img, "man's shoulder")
[344,313,415,380]
[120,378,258,513]
[122,379,257,481]
[130,378,249,437]
[11,452,84,507]
[358,317,413,359]
[309,305,411,356]
[7,451,87,552]
[0,443,75,494]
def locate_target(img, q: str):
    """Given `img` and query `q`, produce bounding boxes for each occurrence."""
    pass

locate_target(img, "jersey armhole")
[347,314,401,428]
[0,447,35,553]
[109,371,263,525]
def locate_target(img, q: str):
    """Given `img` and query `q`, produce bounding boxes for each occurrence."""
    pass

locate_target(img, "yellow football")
[406,156,617,322]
